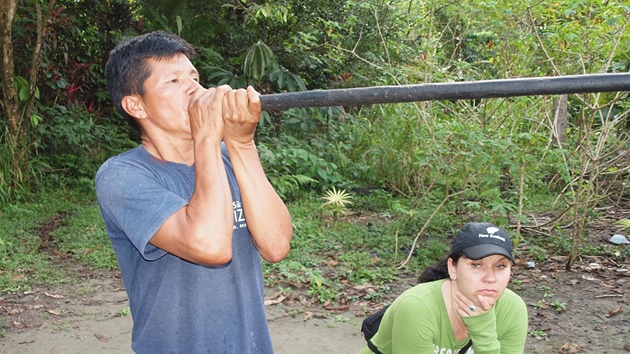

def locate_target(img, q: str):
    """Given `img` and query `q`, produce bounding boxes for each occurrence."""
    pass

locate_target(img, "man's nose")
[186,77,203,94]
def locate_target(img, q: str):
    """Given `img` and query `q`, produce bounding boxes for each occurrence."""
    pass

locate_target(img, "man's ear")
[121,95,147,119]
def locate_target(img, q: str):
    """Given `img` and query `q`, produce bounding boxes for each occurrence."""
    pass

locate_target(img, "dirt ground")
[0,251,628,354]
[0,266,366,354]
[1,203,630,354]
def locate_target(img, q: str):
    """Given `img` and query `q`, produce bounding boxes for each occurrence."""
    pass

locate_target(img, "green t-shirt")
[359,279,528,354]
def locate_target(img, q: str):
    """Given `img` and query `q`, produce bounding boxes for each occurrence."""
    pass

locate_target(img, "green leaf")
[243,41,276,81]
[30,114,44,127]
[19,86,28,102]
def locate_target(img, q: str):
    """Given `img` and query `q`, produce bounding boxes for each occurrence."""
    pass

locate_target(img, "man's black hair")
[104,31,196,131]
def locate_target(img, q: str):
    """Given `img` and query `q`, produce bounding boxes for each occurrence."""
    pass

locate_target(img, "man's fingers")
[246,86,261,114]
[234,88,250,115]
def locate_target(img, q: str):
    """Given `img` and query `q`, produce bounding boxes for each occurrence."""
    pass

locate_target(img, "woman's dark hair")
[418,250,464,284]
[104,31,196,131]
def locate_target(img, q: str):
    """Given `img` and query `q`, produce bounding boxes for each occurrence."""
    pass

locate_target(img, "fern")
[268,174,317,200]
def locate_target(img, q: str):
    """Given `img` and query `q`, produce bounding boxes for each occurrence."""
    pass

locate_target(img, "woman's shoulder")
[386,280,446,327]
[496,288,527,312]
[502,288,526,302]
[394,280,444,308]
[495,288,529,333]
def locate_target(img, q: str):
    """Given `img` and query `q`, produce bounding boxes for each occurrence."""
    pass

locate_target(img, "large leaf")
[243,41,277,82]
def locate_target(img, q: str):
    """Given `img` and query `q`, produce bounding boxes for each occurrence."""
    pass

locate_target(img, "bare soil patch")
[0,255,628,353]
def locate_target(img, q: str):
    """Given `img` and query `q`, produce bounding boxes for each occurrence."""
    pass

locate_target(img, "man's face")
[134,53,202,137]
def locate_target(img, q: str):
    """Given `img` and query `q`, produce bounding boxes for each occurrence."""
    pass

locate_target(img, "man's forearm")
[225,140,292,262]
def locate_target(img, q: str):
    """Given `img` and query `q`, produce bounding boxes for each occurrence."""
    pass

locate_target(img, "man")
[96,31,293,353]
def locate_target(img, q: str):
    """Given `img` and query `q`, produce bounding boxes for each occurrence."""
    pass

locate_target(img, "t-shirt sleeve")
[96,159,188,261]
[462,306,500,353]
[462,289,528,354]
[389,295,439,353]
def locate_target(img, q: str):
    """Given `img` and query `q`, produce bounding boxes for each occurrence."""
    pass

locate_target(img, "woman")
[360,222,528,354]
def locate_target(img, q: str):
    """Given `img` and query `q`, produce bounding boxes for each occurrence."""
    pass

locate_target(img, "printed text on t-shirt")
[434,344,472,354]
[232,201,247,230]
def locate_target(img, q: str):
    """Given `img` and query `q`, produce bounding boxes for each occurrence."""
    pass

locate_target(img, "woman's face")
[448,254,512,307]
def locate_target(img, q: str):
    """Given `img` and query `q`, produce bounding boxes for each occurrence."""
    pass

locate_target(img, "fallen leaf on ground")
[559,342,582,353]
[606,306,622,317]
[5,308,22,315]
[44,292,64,299]
[94,333,109,342]
[353,285,379,291]
[264,294,286,306]
[324,305,349,312]
[47,309,61,316]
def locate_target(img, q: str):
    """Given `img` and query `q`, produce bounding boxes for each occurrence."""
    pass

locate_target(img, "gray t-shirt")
[96,144,272,354]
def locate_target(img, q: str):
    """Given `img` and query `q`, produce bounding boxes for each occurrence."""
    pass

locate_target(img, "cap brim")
[463,244,515,264]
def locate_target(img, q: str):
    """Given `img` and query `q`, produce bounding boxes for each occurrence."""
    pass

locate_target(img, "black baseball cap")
[452,222,515,264]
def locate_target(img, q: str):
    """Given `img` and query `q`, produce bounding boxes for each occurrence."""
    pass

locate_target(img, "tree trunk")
[1,0,20,137]
[0,0,26,185]
[0,0,56,191]
[552,94,568,147]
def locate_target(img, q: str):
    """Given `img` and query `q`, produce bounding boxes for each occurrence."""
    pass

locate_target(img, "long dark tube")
[260,73,630,111]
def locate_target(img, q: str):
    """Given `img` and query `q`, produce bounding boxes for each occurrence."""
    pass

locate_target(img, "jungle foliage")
[1,0,629,284]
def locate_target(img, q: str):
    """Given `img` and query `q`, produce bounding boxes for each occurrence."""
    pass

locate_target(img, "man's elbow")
[192,240,233,266]
[261,235,292,263]
[263,248,290,263]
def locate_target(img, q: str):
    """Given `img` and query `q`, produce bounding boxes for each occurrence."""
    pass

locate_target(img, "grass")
[0,188,87,292]
[2,186,628,308]
[1,187,449,306]
[51,204,118,270]
[0,187,117,289]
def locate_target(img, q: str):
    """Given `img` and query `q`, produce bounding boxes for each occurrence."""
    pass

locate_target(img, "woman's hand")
[454,291,492,317]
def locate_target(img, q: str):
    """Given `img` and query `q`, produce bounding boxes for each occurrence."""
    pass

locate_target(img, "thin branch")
[373,5,391,65]
[526,4,560,75]
[23,0,57,129]
[397,189,469,269]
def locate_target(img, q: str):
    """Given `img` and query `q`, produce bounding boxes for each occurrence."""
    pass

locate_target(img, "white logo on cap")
[478,227,506,242]
[488,226,505,242]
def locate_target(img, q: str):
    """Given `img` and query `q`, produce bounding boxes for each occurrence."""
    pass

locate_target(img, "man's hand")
[222,86,262,145]
[188,85,232,142]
